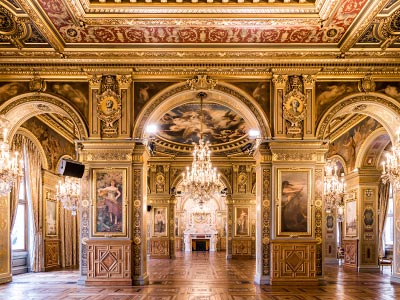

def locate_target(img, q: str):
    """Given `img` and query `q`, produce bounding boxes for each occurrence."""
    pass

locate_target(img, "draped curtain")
[22,136,43,272]
[9,134,23,230]
[378,180,390,257]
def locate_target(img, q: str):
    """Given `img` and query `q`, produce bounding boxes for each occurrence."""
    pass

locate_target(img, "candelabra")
[56,176,81,216]
[0,115,23,195]
[324,160,345,221]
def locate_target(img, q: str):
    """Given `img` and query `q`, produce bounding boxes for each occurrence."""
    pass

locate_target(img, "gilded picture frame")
[277,168,312,237]
[345,195,357,238]
[234,206,250,237]
[153,207,168,237]
[92,168,127,237]
[45,193,58,237]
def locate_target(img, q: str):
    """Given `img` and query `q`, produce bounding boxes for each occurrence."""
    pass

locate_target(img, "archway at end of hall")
[136,81,270,266]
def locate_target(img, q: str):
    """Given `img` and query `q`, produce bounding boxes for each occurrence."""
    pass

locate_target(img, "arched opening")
[318,92,399,274]
[135,82,271,273]
[1,91,88,275]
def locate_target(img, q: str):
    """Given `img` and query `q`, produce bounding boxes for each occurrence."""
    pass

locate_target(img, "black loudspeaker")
[58,159,85,178]
[147,205,152,212]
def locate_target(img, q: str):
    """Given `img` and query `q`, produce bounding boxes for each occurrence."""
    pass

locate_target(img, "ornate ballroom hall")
[1,0,400,298]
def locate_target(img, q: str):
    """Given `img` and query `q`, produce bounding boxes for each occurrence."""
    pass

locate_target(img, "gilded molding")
[0,6,31,49]
[317,95,400,139]
[86,151,131,161]
[14,0,64,53]
[262,168,271,275]
[1,93,88,139]
[272,152,315,161]
[376,7,400,50]
[340,0,388,53]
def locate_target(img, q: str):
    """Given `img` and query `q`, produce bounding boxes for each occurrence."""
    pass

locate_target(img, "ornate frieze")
[272,152,315,161]
[86,151,131,161]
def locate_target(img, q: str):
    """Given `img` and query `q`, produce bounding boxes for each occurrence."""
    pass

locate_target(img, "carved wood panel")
[150,239,169,258]
[86,240,132,285]
[232,240,252,256]
[271,241,317,285]
[44,240,60,270]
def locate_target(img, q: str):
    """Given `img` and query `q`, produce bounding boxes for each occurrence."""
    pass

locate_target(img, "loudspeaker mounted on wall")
[58,158,85,178]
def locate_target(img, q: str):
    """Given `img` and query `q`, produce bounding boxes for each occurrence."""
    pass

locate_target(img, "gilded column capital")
[117,75,132,89]
[272,74,288,89]
[302,74,316,89]
[88,75,101,88]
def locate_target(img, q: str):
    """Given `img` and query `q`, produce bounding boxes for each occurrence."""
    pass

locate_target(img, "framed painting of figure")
[277,168,312,237]
[45,194,58,237]
[234,207,250,237]
[92,168,127,237]
[153,207,167,237]
[345,196,357,238]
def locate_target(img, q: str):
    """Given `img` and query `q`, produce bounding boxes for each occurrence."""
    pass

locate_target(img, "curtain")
[23,136,43,272]
[9,134,23,230]
[378,180,390,257]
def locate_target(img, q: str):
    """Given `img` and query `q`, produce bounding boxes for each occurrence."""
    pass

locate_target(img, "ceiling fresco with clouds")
[157,103,248,145]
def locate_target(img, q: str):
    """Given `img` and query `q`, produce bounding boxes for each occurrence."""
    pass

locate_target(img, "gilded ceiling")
[0,0,399,64]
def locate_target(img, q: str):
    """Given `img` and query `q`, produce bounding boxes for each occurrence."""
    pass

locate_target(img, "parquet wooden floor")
[0,251,399,299]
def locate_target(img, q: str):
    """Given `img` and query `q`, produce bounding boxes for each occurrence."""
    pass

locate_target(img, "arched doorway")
[317,92,400,273]
[0,91,88,277]
[134,81,271,274]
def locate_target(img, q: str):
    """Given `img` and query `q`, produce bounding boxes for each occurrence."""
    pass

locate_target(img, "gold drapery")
[378,180,390,257]
[23,136,43,272]
[9,134,22,231]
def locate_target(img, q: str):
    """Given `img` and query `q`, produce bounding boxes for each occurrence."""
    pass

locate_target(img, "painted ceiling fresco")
[1,0,399,56]
[34,0,367,45]
[157,103,248,145]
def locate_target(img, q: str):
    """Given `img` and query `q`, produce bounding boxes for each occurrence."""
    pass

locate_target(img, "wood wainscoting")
[271,240,318,285]
[86,239,132,286]
[44,239,60,271]
[150,238,170,258]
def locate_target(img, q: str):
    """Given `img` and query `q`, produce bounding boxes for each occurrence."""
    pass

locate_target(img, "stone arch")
[0,92,89,141]
[316,92,400,144]
[355,127,390,170]
[133,81,271,141]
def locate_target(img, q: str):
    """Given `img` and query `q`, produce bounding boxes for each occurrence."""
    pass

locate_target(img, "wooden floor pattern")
[0,251,399,299]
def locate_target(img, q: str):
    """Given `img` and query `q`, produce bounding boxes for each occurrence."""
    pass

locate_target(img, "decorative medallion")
[282,76,306,136]
[97,89,122,136]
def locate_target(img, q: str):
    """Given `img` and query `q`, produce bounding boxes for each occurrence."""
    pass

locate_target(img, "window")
[11,179,27,251]
[383,186,394,247]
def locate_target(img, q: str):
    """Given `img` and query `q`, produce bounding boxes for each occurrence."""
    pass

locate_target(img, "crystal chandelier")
[381,134,400,189]
[324,159,345,221]
[0,115,23,195]
[56,176,81,216]
[181,92,221,207]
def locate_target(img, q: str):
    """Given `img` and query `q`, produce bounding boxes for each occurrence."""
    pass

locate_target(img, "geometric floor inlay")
[0,251,399,300]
